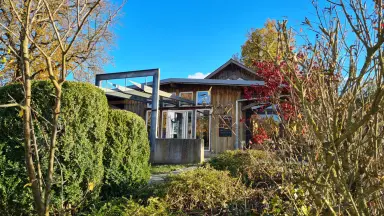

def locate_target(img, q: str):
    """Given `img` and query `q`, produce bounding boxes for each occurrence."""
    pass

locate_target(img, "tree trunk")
[21,30,45,216]
[44,58,62,216]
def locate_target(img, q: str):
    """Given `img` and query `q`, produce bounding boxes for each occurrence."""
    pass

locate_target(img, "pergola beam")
[112,84,153,99]
[129,80,194,104]
[95,69,159,84]
[101,87,149,103]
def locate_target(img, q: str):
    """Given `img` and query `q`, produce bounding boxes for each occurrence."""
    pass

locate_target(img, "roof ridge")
[204,58,256,79]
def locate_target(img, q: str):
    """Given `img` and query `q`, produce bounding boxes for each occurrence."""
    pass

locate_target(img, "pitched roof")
[204,58,256,79]
[158,78,264,86]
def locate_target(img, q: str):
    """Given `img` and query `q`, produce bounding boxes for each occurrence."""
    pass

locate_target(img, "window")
[196,109,211,151]
[161,111,167,138]
[162,110,193,139]
[254,105,280,122]
[179,92,193,106]
[196,91,211,106]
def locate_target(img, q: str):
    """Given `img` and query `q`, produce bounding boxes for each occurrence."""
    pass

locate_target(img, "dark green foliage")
[0,81,109,215]
[102,109,150,199]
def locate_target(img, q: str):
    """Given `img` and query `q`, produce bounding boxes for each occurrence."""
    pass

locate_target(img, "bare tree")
[0,0,116,83]
[0,0,125,215]
[257,0,384,214]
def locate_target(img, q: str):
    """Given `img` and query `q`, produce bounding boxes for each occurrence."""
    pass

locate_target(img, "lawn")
[150,164,196,174]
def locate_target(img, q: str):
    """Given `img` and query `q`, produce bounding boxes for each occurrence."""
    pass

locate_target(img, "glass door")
[165,110,192,139]
[196,109,211,151]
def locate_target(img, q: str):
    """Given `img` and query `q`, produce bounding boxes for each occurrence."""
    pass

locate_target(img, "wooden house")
[104,59,267,155]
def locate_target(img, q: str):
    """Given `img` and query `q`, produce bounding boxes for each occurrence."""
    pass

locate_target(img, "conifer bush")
[0,81,108,215]
[102,109,151,199]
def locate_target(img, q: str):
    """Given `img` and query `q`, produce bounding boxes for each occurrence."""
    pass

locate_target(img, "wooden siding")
[108,99,146,119]
[160,84,244,153]
[124,100,146,119]
[209,64,259,80]
[110,84,248,154]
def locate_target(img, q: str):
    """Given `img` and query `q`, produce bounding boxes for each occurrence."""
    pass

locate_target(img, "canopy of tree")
[0,0,114,85]
[240,19,293,69]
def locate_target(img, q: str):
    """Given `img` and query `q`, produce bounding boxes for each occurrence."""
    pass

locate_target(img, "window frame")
[196,90,211,106]
[179,91,194,107]
[194,109,212,151]
[161,109,193,139]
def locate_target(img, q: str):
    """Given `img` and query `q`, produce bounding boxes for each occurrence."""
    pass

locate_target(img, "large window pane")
[161,111,167,138]
[164,110,193,139]
[187,111,192,138]
[196,110,210,151]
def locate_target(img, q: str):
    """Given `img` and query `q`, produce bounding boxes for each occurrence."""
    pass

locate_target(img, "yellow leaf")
[292,124,297,133]
[297,113,303,119]
[275,127,279,134]
[88,182,94,191]
[18,109,24,118]
[24,183,32,188]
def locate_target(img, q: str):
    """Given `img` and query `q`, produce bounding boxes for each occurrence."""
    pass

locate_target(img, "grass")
[150,164,196,174]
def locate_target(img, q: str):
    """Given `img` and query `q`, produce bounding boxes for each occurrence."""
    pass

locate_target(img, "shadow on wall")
[151,139,204,164]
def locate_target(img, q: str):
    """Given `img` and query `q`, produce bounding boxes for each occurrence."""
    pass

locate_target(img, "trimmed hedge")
[0,81,109,215]
[102,109,150,199]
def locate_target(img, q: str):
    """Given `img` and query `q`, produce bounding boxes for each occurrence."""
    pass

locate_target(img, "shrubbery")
[0,81,150,215]
[208,150,281,187]
[92,167,252,215]
[208,150,313,215]
[102,109,151,199]
[90,197,169,216]
[0,81,109,214]
[87,150,311,215]
[164,167,250,214]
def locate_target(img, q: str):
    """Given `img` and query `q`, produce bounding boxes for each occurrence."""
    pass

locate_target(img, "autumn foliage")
[242,60,300,146]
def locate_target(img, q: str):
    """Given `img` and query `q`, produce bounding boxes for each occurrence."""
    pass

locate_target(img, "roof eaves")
[159,78,264,86]
[204,58,256,79]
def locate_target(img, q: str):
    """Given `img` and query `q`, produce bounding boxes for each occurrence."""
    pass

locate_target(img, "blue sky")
[104,0,315,81]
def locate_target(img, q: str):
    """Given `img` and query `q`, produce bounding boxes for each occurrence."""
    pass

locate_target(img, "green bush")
[89,197,169,216]
[163,167,250,215]
[0,81,109,215]
[102,109,150,199]
[208,150,281,187]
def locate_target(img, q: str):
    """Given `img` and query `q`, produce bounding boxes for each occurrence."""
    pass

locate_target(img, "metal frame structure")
[95,69,160,152]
